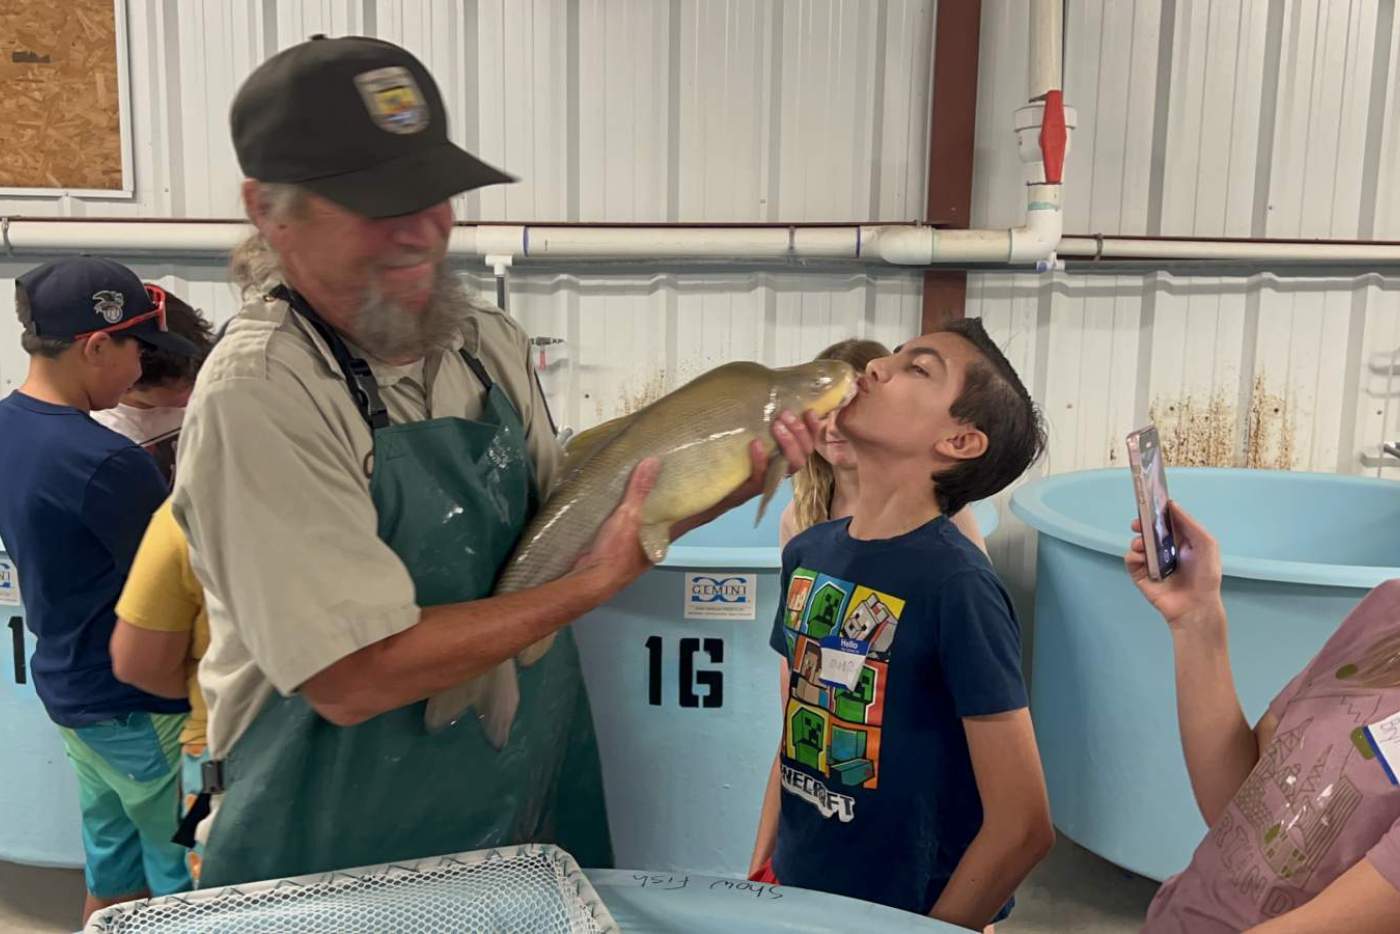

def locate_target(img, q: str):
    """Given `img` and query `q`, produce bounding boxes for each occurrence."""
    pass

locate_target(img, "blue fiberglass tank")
[0,551,84,867]
[575,485,999,877]
[1011,468,1400,882]
[0,492,1000,884]
[586,868,970,931]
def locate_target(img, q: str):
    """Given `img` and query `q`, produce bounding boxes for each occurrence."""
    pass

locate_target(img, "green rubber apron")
[193,289,612,888]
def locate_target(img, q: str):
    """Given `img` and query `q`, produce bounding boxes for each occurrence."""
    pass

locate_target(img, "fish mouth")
[808,368,858,418]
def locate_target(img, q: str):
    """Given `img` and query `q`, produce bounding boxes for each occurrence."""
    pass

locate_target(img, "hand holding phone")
[1126,426,1178,580]
[1124,502,1226,634]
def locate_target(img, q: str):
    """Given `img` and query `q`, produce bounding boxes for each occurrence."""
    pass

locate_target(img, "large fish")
[425,358,857,742]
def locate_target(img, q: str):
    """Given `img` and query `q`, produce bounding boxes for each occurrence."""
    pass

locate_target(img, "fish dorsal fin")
[559,412,637,479]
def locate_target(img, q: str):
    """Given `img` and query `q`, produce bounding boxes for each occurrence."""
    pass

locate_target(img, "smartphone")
[1126,426,1178,580]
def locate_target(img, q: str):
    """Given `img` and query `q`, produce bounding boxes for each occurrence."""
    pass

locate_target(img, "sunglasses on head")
[73,284,170,341]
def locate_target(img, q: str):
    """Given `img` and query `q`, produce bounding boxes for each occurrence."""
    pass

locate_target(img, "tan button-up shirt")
[172,289,561,757]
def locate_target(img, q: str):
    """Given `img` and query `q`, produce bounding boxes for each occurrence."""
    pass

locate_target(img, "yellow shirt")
[116,498,209,749]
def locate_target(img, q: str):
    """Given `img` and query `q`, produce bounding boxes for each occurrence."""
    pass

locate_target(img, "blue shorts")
[57,712,191,898]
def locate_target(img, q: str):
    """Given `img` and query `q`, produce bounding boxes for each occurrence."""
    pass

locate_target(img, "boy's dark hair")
[16,286,74,358]
[135,292,214,388]
[933,318,1047,516]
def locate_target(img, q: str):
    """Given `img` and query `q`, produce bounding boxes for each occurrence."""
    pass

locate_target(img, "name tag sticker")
[1363,710,1400,785]
[818,635,867,690]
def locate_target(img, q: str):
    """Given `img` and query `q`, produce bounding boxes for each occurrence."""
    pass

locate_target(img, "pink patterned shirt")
[1146,580,1400,932]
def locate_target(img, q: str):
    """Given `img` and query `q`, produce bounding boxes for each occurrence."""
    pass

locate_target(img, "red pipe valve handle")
[1039,90,1068,185]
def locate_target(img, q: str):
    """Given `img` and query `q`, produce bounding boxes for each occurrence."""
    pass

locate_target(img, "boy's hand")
[1123,501,1225,633]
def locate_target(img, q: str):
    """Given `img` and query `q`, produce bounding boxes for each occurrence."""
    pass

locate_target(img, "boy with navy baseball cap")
[0,256,199,923]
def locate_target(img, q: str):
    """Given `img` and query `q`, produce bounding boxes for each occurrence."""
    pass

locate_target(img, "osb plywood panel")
[0,0,123,191]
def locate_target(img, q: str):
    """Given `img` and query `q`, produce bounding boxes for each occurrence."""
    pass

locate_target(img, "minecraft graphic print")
[779,568,905,807]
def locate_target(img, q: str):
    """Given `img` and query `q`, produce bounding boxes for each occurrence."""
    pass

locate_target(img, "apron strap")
[274,285,540,436]
[457,347,496,392]
[458,346,558,436]
[459,347,558,437]
[532,370,558,435]
[272,285,390,431]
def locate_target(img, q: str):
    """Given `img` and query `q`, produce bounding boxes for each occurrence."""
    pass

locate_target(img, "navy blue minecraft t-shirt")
[0,391,188,727]
[768,514,1027,916]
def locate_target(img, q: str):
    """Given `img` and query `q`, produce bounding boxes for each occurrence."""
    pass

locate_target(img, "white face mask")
[97,403,185,443]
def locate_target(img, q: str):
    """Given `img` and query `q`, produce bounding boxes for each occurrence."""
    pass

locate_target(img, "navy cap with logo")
[231,35,515,219]
[17,257,202,358]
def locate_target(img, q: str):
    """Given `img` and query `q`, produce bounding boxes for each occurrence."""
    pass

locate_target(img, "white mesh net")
[85,844,619,934]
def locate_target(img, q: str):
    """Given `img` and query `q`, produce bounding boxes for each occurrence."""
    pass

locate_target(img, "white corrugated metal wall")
[969,0,1400,612]
[0,0,935,428]
[2,0,1399,617]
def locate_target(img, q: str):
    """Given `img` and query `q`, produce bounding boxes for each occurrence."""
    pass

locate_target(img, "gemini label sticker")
[354,66,429,134]
[0,556,20,606]
[684,573,757,620]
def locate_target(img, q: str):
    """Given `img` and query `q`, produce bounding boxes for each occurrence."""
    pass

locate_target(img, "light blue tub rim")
[660,498,1001,570]
[1010,467,1400,590]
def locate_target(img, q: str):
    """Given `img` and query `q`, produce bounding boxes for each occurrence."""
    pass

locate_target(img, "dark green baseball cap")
[230,35,514,219]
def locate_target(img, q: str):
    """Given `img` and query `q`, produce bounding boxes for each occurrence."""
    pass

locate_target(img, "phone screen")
[1139,433,1178,577]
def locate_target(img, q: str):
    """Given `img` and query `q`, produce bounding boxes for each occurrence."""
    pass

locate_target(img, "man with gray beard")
[170,35,818,888]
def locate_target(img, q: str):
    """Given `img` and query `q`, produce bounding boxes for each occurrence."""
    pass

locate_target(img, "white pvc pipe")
[507,225,860,260]
[2,220,245,256]
[7,220,1400,268]
[900,0,1069,269]
[1056,236,1400,264]
[2,0,1073,271]
[1029,0,1063,102]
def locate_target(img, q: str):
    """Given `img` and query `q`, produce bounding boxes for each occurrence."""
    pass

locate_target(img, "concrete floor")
[1002,839,1158,933]
[0,838,1158,933]
[0,860,84,933]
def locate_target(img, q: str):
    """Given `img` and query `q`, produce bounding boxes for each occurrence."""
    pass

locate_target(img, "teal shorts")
[57,712,192,898]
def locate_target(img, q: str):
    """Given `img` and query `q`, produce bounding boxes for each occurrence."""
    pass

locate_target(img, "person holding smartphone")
[1125,504,1400,932]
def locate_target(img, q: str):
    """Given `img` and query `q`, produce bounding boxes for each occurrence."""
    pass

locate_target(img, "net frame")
[85,843,620,934]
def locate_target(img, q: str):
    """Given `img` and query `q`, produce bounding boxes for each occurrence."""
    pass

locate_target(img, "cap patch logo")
[354,66,429,135]
[92,290,125,324]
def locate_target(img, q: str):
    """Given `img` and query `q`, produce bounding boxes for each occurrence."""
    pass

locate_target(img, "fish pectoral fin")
[475,661,522,750]
[424,682,477,735]
[754,454,788,525]
[517,634,557,667]
[423,661,521,750]
[639,522,672,564]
